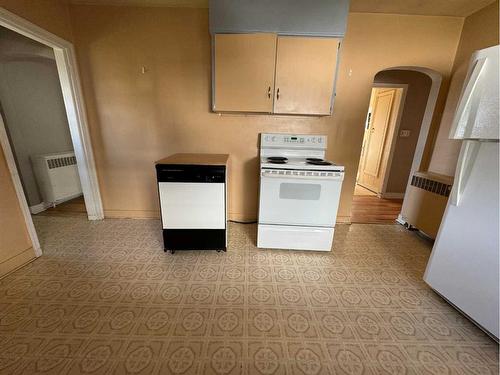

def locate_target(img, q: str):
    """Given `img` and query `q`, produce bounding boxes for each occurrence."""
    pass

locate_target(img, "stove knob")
[271,136,276,142]
[318,138,323,143]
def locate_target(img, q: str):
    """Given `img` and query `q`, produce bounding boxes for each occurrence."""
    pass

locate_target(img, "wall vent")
[410,175,452,197]
[47,156,77,169]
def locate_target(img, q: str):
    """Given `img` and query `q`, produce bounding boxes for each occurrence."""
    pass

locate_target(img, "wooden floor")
[35,196,87,217]
[351,195,403,224]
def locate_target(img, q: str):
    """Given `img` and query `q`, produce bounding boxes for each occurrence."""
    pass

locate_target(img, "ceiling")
[68,0,497,17]
[349,0,496,17]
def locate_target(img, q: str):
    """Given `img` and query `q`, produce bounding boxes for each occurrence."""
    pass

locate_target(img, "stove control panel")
[261,133,327,148]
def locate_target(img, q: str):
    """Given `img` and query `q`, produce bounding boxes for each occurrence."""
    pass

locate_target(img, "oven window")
[279,183,321,200]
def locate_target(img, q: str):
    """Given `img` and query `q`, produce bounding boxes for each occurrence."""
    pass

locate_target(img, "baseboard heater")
[399,171,453,239]
[32,151,82,208]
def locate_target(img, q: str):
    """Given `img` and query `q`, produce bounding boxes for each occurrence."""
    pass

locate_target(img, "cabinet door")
[213,33,276,113]
[274,37,340,115]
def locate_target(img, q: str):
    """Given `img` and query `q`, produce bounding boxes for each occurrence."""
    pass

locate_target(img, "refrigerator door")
[424,141,499,339]
[450,45,499,140]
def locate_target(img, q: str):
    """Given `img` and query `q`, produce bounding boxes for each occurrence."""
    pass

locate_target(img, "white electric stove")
[257,133,345,251]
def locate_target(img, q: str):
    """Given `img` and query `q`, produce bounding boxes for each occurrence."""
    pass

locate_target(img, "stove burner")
[307,160,333,166]
[267,157,288,164]
[306,158,324,162]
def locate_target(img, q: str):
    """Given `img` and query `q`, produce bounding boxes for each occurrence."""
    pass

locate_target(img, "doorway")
[0,8,102,276]
[352,68,439,224]
[0,27,86,218]
[353,85,406,223]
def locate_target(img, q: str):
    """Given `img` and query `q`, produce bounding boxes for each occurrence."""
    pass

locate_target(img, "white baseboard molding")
[396,214,406,226]
[55,192,83,205]
[29,202,51,214]
[381,192,405,199]
[29,193,83,215]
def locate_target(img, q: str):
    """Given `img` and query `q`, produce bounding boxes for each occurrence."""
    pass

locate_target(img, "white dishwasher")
[155,153,228,253]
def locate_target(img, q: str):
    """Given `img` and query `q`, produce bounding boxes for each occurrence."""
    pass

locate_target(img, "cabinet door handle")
[267,86,271,98]
[276,88,280,100]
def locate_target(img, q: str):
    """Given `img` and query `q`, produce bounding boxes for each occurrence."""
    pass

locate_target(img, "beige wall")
[0,147,34,277]
[0,0,73,277]
[0,0,73,42]
[374,70,432,194]
[428,1,499,175]
[69,5,463,221]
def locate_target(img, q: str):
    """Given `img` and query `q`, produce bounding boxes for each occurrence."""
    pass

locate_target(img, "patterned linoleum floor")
[0,217,498,374]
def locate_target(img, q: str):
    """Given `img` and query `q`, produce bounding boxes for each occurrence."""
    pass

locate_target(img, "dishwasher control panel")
[156,164,225,183]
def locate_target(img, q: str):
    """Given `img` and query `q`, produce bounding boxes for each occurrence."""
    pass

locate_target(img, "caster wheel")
[216,249,222,253]
[169,249,175,254]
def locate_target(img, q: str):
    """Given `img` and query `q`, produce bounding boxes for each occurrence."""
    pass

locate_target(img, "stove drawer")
[258,172,343,227]
[258,224,334,251]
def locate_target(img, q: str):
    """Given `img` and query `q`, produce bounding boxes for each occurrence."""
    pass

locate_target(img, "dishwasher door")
[159,182,225,229]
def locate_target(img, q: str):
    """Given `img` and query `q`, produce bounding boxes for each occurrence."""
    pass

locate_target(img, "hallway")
[351,193,403,224]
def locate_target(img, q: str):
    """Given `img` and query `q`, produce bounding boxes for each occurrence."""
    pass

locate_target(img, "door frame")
[358,83,407,197]
[0,8,104,256]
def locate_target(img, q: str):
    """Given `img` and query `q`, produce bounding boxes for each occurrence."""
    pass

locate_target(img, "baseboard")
[381,192,405,199]
[55,192,83,204]
[30,193,84,215]
[336,215,351,224]
[396,214,407,226]
[104,209,160,219]
[103,210,351,225]
[229,212,256,222]
[0,246,36,279]
[29,202,51,214]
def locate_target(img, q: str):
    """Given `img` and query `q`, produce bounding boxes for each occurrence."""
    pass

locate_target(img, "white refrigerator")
[424,45,499,339]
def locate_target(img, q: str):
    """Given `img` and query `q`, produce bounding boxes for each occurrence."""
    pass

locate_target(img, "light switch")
[400,129,411,138]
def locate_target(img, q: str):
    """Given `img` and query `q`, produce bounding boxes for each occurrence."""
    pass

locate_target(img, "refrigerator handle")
[449,57,486,140]
[451,140,480,206]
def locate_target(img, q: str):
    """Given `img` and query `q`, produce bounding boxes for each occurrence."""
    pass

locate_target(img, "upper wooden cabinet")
[214,33,276,113]
[212,33,341,115]
[274,37,340,115]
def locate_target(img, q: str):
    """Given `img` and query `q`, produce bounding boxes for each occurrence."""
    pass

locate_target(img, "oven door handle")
[261,171,344,181]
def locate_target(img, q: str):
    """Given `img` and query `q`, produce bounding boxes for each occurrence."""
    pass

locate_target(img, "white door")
[258,171,343,227]
[159,182,225,229]
[358,89,395,192]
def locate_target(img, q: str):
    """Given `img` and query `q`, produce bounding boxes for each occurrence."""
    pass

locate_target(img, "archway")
[351,66,442,224]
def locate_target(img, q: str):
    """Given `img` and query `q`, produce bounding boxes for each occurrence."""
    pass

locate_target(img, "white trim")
[29,192,84,215]
[0,8,104,225]
[29,202,50,215]
[0,113,42,257]
[380,192,405,199]
[396,214,406,225]
[371,83,408,196]
[384,67,442,220]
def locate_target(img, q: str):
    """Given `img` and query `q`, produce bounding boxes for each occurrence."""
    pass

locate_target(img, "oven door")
[258,169,344,227]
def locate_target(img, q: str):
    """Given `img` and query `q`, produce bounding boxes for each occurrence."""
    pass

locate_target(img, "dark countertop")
[156,153,229,166]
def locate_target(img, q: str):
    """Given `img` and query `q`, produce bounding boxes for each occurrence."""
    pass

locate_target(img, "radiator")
[32,151,82,206]
[400,171,453,239]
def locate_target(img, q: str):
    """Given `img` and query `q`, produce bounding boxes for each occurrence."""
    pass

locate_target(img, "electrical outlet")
[400,129,411,138]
